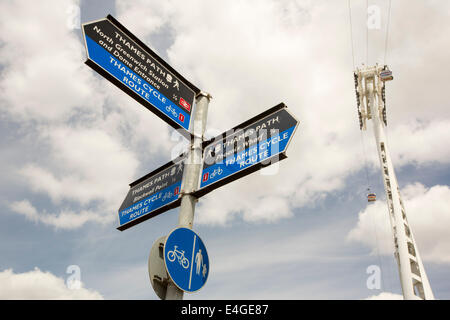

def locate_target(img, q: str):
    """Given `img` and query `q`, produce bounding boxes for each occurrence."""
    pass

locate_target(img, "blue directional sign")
[82,15,200,138]
[117,156,186,231]
[195,103,299,198]
[164,227,209,293]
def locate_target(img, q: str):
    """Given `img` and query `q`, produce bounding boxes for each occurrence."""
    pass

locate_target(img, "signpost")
[117,155,185,231]
[82,15,200,137]
[82,14,300,300]
[164,227,209,293]
[195,103,299,198]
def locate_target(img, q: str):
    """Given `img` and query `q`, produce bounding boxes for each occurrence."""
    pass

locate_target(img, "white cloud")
[116,0,174,41]
[365,291,403,300]
[21,126,139,205]
[116,0,450,226]
[10,199,107,229]
[0,268,103,300]
[387,119,450,166]
[9,199,39,222]
[0,0,190,230]
[117,0,366,225]
[0,0,448,301]
[347,183,450,264]
[1,0,449,229]
[0,0,185,230]
[0,0,106,122]
[11,125,140,229]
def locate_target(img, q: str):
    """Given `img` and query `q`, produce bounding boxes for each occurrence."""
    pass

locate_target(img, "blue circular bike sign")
[164,227,209,292]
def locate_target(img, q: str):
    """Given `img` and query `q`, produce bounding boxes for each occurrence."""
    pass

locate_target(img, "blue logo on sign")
[164,228,209,292]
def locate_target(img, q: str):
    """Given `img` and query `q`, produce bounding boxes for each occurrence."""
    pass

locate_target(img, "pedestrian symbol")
[195,249,203,275]
[164,227,209,292]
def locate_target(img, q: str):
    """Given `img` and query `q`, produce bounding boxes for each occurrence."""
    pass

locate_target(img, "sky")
[0,0,449,300]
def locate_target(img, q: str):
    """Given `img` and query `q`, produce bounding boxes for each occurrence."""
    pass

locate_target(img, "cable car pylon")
[354,64,434,300]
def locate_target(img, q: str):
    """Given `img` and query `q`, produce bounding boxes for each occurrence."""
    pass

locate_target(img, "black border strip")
[106,14,201,96]
[0,300,444,318]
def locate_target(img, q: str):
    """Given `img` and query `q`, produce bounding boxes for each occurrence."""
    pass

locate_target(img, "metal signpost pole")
[165,92,211,300]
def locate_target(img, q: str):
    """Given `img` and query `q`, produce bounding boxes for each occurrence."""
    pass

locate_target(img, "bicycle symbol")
[210,167,223,179]
[166,106,178,118]
[162,191,173,202]
[167,245,189,269]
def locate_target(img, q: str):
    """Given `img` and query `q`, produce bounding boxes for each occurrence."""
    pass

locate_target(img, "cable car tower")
[354,64,434,300]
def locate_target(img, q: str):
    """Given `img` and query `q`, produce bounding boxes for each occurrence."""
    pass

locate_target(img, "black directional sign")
[82,15,200,138]
[117,155,186,231]
[195,103,299,198]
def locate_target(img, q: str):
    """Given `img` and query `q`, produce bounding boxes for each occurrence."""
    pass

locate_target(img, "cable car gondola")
[380,68,393,82]
[367,193,377,202]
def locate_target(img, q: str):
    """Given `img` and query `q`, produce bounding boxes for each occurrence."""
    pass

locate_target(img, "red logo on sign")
[179,113,185,122]
[174,187,179,195]
[179,98,191,112]
[202,172,209,182]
